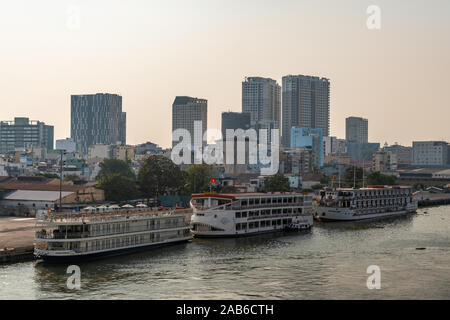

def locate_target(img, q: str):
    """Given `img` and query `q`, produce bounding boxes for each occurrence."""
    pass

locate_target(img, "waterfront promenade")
[0,217,35,263]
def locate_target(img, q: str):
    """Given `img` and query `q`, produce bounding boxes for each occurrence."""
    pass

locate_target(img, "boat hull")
[35,238,191,263]
[314,208,416,222]
[192,225,312,238]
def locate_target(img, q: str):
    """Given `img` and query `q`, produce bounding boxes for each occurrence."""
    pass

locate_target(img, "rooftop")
[0,176,93,192]
[4,190,73,202]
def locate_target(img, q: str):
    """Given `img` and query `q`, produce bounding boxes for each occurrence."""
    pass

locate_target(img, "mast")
[59,149,63,212]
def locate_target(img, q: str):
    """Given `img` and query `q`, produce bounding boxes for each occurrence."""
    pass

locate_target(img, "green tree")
[97,173,140,201]
[36,172,59,179]
[97,158,135,181]
[184,164,217,194]
[219,185,238,193]
[367,171,397,186]
[311,184,324,190]
[320,176,330,185]
[137,155,184,198]
[263,174,291,192]
[64,174,80,182]
[344,166,364,187]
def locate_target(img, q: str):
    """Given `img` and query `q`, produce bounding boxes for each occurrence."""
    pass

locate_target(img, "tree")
[36,172,59,179]
[219,185,238,193]
[320,176,330,185]
[97,158,135,181]
[97,173,140,202]
[367,171,397,186]
[263,174,291,192]
[64,174,80,182]
[137,155,184,198]
[311,184,324,190]
[184,164,215,194]
[344,166,364,187]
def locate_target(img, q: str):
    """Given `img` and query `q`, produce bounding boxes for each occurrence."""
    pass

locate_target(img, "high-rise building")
[0,117,54,153]
[345,116,368,143]
[242,77,281,129]
[119,112,127,145]
[71,93,126,154]
[412,141,449,166]
[172,96,207,148]
[282,75,330,147]
[290,127,324,169]
[221,112,251,138]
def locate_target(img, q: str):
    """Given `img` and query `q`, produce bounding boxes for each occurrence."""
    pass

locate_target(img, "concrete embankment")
[0,217,36,264]
[417,192,450,207]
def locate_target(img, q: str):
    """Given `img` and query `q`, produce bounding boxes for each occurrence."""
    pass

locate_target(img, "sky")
[0,0,449,148]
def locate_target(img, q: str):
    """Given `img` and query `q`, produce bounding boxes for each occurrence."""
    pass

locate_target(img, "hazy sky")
[1,0,449,148]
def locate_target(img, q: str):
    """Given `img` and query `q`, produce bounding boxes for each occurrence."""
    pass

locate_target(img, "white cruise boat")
[190,192,314,238]
[34,206,192,262]
[314,186,418,222]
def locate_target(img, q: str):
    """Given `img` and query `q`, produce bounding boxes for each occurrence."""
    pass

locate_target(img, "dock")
[417,191,450,207]
[0,217,36,264]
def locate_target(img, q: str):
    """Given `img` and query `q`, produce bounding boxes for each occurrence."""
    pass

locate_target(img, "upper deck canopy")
[191,192,309,200]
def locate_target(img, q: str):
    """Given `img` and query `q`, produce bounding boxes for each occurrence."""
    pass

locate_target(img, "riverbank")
[0,217,35,264]
[417,191,450,207]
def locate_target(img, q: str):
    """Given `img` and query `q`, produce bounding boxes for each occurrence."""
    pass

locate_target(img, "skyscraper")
[282,75,330,147]
[71,93,126,154]
[242,77,281,129]
[0,117,54,153]
[345,116,368,143]
[172,96,207,147]
[221,112,251,138]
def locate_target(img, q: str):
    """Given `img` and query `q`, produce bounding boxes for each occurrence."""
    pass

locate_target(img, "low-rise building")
[280,147,313,175]
[412,141,449,167]
[0,176,105,215]
[372,150,397,172]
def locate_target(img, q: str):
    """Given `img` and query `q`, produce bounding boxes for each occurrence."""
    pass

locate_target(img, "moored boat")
[190,192,314,238]
[34,206,192,262]
[314,185,418,222]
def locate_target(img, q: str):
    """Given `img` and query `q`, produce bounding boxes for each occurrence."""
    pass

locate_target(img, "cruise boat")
[190,193,314,238]
[314,186,418,222]
[34,206,192,262]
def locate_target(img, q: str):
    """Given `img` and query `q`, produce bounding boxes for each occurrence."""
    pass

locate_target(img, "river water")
[1,206,449,300]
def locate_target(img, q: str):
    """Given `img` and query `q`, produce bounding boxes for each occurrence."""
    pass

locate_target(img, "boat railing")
[230,202,306,210]
[38,208,192,224]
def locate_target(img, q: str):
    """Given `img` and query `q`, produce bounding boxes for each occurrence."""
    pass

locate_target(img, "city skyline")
[1,0,449,148]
